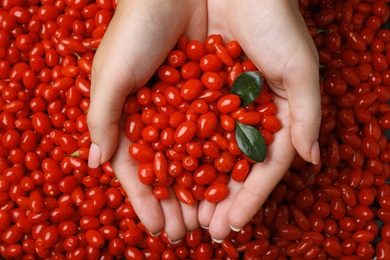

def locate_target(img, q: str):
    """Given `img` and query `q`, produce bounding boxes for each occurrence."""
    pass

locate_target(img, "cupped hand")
[199,0,321,241]
[87,0,207,241]
[110,117,200,242]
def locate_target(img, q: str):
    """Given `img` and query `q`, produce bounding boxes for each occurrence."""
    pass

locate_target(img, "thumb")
[86,1,200,168]
[87,82,126,168]
[284,58,321,165]
[87,40,142,167]
[86,2,139,168]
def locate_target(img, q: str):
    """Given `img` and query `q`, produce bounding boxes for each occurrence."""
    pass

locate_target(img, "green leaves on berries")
[230,71,263,106]
[231,71,267,162]
[235,121,266,162]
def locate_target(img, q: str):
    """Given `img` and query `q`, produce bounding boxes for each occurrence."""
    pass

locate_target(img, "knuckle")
[86,114,99,130]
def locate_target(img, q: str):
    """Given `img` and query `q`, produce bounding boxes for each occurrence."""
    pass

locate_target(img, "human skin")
[87,0,320,243]
[88,0,207,243]
[201,0,321,241]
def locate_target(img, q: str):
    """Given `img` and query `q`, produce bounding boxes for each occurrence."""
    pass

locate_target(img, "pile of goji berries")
[1,0,390,259]
[126,35,280,205]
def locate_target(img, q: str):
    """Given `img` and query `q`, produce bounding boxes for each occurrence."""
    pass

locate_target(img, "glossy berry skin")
[232,159,250,182]
[216,94,241,114]
[196,112,217,139]
[194,164,217,185]
[174,121,197,144]
[154,151,168,182]
[153,186,169,200]
[129,143,155,163]
[204,183,229,202]
[181,79,203,100]
[174,184,194,205]
[125,113,145,142]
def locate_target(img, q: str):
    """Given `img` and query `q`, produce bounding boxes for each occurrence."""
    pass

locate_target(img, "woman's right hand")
[199,0,321,242]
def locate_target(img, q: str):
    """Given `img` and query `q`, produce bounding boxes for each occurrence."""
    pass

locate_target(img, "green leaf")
[304,173,314,187]
[235,121,266,162]
[230,71,263,106]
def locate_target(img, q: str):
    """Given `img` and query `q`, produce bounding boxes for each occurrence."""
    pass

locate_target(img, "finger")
[198,200,216,229]
[180,201,199,232]
[228,98,296,230]
[206,0,233,41]
[208,180,243,242]
[282,49,321,165]
[111,119,164,235]
[280,9,321,165]
[159,188,186,243]
[86,1,148,168]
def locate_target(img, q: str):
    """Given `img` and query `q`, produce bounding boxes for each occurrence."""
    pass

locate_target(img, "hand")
[87,0,207,241]
[110,117,200,242]
[198,0,321,241]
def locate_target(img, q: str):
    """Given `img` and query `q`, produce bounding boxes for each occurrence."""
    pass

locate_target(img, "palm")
[199,0,321,240]
[198,96,296,239]
[207,0,318,97]
[207,0,320,163]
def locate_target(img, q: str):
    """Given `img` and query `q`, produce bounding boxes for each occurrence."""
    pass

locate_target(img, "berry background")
[2,0,390,259]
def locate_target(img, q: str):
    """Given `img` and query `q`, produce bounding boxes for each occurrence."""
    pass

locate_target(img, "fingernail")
[230,224,241,232]
[168,237,182,245]
[211,237,224,243]
[88,143,102,168]
[311,141,320,165]
[200,225,209,230]
[148,231,161,237]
